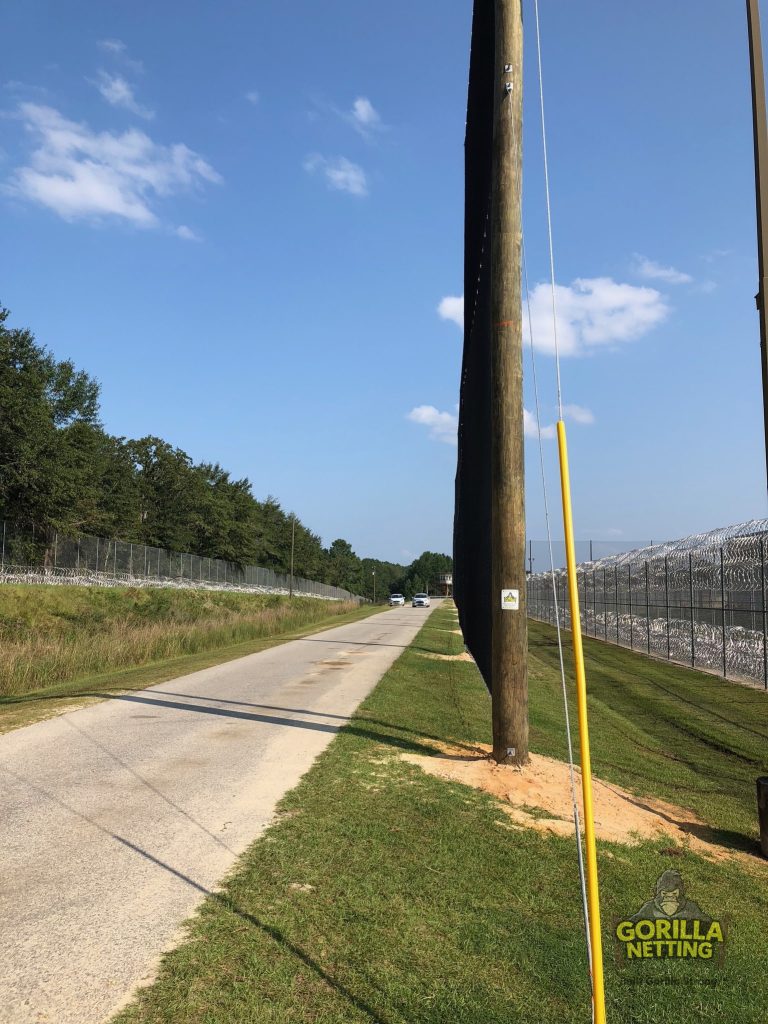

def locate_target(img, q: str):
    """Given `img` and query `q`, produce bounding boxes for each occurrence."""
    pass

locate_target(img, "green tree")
[192,463,260,564]
[0,305,101,541]
[127,437,206,552]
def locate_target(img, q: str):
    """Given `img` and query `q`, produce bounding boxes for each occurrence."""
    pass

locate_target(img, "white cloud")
[97,39,143,74]
[695,280,717,294]
[632,253,693,285]
[304,154,367,197]
[8,103,222,228]
[98,38,127,55]
[407,405,458,445]
[348,97,385,139]
[438,295,464,329]
[245,90,260,106]
[524,408,555,440]
[175,224,200,241]
[352,97,379,127]
[525,277,669,356]
[94,71,154,119]
[562,403,595,425]
[702,248,731,263]
[409,402,593,446]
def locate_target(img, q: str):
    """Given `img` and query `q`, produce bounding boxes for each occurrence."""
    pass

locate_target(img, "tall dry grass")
[0,586,360,696]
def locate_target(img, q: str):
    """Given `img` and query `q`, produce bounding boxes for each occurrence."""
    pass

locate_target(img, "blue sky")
[1,1,766,564]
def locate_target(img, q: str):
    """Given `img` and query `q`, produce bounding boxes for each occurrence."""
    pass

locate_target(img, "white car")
[412,593,431,608]
[389,593,405,606]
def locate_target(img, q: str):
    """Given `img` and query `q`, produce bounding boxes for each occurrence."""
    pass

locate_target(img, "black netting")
[454,0,495,692]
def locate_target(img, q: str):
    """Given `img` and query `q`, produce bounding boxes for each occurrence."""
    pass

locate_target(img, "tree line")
[0,305,451,600]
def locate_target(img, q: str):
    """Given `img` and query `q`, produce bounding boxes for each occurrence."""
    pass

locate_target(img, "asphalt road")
[0,602,439,1024]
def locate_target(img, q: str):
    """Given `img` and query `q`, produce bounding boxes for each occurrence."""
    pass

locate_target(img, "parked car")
[412,593,431,608]
[389,593,405,606]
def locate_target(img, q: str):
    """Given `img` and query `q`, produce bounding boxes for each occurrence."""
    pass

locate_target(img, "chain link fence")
[0,521,361,603]
[527,520,768,689]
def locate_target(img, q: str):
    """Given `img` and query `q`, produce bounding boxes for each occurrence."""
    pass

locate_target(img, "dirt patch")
[401,744,762,867]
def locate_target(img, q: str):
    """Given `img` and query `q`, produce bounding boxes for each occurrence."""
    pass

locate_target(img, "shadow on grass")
[0,762,397,1024]
[604,784,762,860]
[679,821,762,858]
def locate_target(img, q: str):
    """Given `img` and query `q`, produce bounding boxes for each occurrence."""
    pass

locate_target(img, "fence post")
[689,553,695,668]
[582,570,587,634]
[604,568,608,640]
[645,560,651,655]
[96,536,100,572]
[628,563,633,650]
[615,567,620,644]
[720,546,727,679]
[54,531,58,569]
[762,538,767,691]
[129,542,133,577]
[665,556,671,661]
[592,567,596,637]
[1,520,5,572]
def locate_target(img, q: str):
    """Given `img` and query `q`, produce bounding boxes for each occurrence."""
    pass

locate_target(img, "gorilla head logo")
[630,870,709,922]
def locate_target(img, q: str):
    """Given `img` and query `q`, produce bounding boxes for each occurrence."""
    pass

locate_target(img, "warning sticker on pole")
[501,589,520,611]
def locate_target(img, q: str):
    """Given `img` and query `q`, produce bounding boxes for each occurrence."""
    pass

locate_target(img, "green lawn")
[113,607,768,1024]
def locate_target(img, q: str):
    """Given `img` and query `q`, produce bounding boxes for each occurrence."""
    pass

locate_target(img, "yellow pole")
[556,419,606,1024]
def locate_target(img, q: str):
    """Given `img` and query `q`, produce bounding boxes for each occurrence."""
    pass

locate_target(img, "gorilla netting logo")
[614,870,726,963]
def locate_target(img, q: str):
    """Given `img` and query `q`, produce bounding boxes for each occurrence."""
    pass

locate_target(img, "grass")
[528,619,768,843]
[0,585,377,733]
[112,606,768,1024]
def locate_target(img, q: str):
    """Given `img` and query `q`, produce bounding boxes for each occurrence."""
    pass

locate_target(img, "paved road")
[0,603,438,1024]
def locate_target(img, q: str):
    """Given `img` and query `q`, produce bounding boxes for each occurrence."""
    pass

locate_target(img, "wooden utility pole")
[747,0,768,497]
[490,0,528,766]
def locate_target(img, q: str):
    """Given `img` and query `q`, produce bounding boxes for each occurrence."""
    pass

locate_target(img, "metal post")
[129,542,133,577]
[628,563,633,650]
[590,539,593,562]
[1,520,6,572]
[593,568,597,637]
[645,560,651,654]
[721,546,728,678]
[290,515,295,598]
[689,553,696,668]
[54,531,58,568]
[665,555,671,661]
[96,537,100,572]
[604,568,608,640]
[615,567,620,644]
[582,571,587,635]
